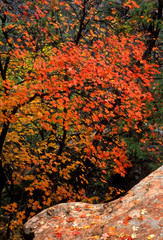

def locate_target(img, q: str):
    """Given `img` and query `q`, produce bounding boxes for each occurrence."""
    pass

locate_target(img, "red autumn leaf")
[55,232,62,238]
[72,231,80,236]
[66,216,75,222]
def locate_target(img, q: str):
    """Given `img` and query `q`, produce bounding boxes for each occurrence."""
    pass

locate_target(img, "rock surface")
[24,165,163,240]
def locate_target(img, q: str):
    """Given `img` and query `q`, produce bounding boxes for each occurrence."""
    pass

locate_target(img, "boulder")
[24,165,163,239]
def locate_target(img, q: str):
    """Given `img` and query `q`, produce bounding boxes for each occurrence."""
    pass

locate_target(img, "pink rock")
[24,165,163,239]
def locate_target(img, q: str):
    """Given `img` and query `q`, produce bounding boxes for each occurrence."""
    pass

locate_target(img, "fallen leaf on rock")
[141,209,147,215]
[117,220,123,225]
[123,216,132,225]
[132,226,139,231]
[83,225,91,229]
[66,216,75,222]
[147,234,155,239]
[55,232,62,238]
[72,231,80,236]
[108,226,116,235]
[131,233,137,239]
[75,207,80,211]
[91,221,96,225]
[138,215,143,220]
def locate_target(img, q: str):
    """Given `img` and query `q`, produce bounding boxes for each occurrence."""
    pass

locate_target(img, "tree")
[0,0,161,238]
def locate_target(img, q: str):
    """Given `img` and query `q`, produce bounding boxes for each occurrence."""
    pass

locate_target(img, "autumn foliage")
[0,0,162,238]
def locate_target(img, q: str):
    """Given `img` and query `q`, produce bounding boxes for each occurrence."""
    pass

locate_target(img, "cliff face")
[24,165,163,240]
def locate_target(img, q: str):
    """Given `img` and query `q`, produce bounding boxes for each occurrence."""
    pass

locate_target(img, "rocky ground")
[24,165,163,240]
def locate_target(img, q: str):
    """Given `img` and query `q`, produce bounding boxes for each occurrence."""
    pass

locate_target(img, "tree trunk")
[0,121,10,206]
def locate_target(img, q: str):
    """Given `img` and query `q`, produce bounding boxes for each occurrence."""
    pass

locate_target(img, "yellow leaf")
[147,235,155,239]
[90,30,95,37]
[83,225,90,229]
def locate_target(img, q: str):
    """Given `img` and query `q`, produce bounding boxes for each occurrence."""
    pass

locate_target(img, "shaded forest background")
[0,0,162,239]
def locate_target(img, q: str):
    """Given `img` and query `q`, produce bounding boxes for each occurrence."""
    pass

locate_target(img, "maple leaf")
[72,231,80,236]
[55,232,62,239]
[66,216,75,222]
[102,233,111,239]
